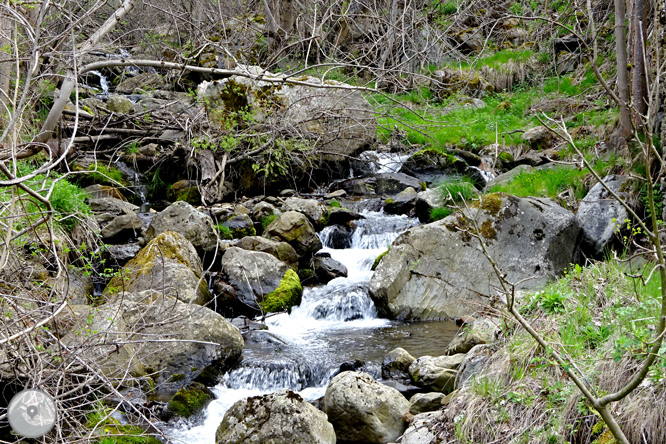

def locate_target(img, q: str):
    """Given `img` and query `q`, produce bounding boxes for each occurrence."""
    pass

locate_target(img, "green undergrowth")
[430,177,478,221]
[3,161,92,232]
[446,49,535,71]
[86,405,161,444]
[449,260,666,443]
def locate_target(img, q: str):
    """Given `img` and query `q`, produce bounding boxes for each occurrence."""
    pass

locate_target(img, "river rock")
[116,72,166,93]
[252,201,281,221]
[120,291,243,388]
[105,243,142,267]
[444,317,499,355]
[221,247,302,314]
[199,65,376,161]
[103,231,211,305]
[455,344,493,390]
[409,354,466,393]
[399,150,466,185]
[146,200,218,252]
[484,164,534,190]
[409,392,446,415]
[167,179,201,204]
[414,188,445,222]
[399,411,441,444]
[236,236,298,270]
[282,197,327,227]
[312,253,348,284]
[341,173,422,196]
[382,347,416,381]
[88,197,139,214]
[216,390,335,444]
[166,382,215,419]
[222,214,256,239]
[327,207,364,225]
[100,211,143,243]
[107,95,133,114]
[521,125,553,149]
[576,175,628,257]
[324,371,409,443]
[369,193,581,320]
[384,187,418,215]
[321,225,353,249]
[265,211,322,258]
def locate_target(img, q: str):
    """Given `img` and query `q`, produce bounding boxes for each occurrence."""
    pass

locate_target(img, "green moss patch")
[167,382,214,418]
[371,249,390,271]
[260,269,303,313]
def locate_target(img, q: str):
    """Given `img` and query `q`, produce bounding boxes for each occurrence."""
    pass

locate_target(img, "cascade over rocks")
[215,390,336,444]
[221,247,302,314]
[369,193,581,320]
[146,201,218,252]
[103,231,211,305]
[324,371,410,443]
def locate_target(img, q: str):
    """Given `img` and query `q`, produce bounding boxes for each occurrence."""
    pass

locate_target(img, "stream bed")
[166,211,460,444]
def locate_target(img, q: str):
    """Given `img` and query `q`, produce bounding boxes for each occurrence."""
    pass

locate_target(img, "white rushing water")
[167,211,419,444]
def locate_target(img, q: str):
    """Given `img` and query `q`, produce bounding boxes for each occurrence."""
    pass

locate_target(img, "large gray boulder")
[324,371,409,443]
[88,197,139,214]
[455,344,493,390]
[103,231,211,305]
[216,390,336,444]
[312,253,348,284]
[265,211,322,258]
[146,201,218,251]
[408,354,466,393]
[576,175,628,257]
[409,392,446,415]
[100,211,143,243]
[382,347,416,381]
[369,193,581,320]
[63,291,243,389]
[221,247,302,313]
[199,66,376,161]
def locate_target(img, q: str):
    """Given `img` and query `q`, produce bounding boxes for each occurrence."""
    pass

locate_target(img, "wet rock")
[341,173,422,196]
[409,392,445,415]
[576,175,628,258]
[321,225,353,249]
[409,354,466,393]
[264,211,322,258]
[103,231,211,305]
[116,72,166,93]
[369,194,581,320]
[382,347,416,381]
[399,150,466,185]
[455,344,493,390]
[105,243,142,267]
[384,187,418,215]
[146,201,218,252]
[236,236,298,270]
[325,189,347,199]
[380,380,424,400]
[216,390,335,444]
[221,247,302,314]
[251,201,281,221]
[324,371,410,443]
[312,253,348,284]
[414,188,445,222]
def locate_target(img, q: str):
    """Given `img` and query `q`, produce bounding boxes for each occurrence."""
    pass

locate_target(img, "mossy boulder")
[259,269,303,313]
[236,236,298,270]
[222,214,257,239]
[103,231,211,305]
[166,382,215,419]
[167,180,201,204]
[264,211,322,258]
[221,247,302,314]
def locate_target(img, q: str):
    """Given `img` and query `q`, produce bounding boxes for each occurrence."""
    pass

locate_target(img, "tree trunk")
[658,0,666,147]
[615,0,632,137]
[0,10,12,124]
[631,0,649,130]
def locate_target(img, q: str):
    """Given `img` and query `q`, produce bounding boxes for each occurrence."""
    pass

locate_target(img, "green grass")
[449,49,535,70]
[438,177,478,203]
[430,206,454,221]
[488,165,596,200]
[86,405,161,444]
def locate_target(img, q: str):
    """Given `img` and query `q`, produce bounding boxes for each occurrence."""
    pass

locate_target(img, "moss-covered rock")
[222,214,257,239]
[259,269,303,313]
[166,382,215,419]
[167,180,201,204]
[371,249,390,271]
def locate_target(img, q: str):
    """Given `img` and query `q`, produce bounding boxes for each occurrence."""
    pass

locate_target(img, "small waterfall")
[360,151,411,174]
[88,70,110,96]
[114,161,149,207]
